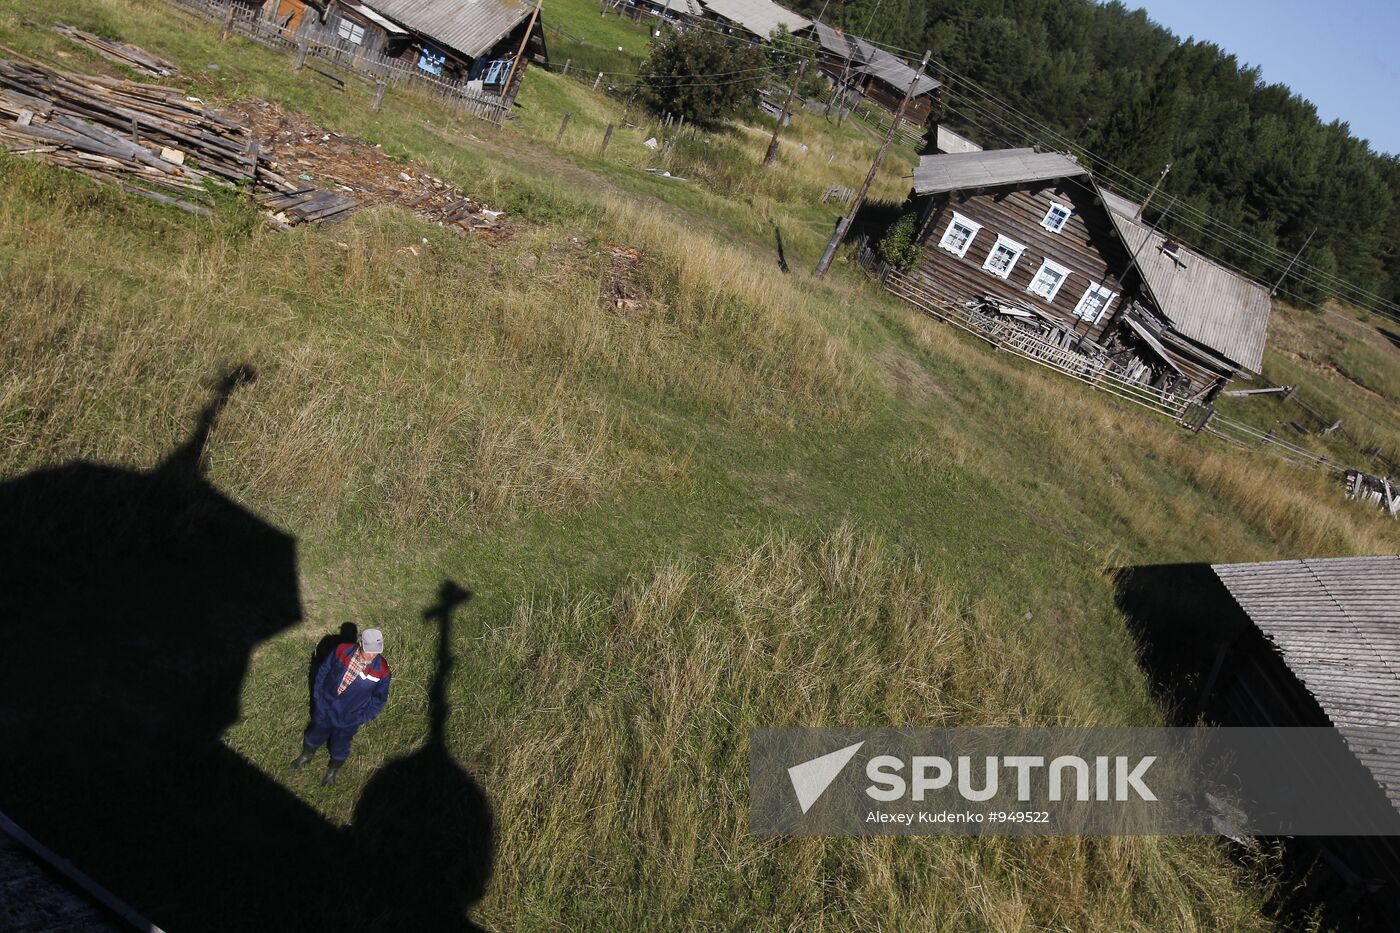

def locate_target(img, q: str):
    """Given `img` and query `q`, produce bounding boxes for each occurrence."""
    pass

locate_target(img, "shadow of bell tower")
[352,580,496,932]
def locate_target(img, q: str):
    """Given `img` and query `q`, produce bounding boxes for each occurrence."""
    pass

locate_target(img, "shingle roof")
[698,0,810,39]
[912,148,1086,196]
[808,23,939,97]
[1111,213,1271,372]
[363,0,535,60]
[1213,556,1400,805]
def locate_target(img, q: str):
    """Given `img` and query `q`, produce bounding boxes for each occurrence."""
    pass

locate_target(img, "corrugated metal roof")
[1099,187,1142,219]
[936,125,981,155]
[363,0,534,59]
[912,148,1086,196]
[856,45,939,97]
[1213,556,1400,803]
[807,23,939,96]
[1112,213,1270,372]
[698,0,810,39]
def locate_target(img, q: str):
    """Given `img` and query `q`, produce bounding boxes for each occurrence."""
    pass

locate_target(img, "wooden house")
[694,0,810,42]
[800,22,941,126]
[262,0,545,95]
[902,148,1271,395]
[1115,557,1400,924]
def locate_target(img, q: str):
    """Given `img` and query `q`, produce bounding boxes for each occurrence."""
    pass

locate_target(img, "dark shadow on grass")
[0,368,495,932]
[352,580,495,932]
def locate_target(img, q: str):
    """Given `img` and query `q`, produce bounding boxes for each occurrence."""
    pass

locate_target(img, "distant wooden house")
[694,0,810,42]
[261,0,546,96]
[900,148,1270,394]
[800,22,941,126]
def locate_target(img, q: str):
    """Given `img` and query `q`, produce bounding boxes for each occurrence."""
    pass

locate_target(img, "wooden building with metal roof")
[898,147,1273,395]
[800,22,942,125]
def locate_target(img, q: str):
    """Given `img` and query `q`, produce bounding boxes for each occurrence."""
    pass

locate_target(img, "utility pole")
[764,59,806,166]
[825,54,850,119]
[814,50,930,279]
[1272,227,1317,297]
[500,0,541,107]
[1136,163,1171,220]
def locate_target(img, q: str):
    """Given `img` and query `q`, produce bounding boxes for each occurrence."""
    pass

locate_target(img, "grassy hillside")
[2,1,1397,930]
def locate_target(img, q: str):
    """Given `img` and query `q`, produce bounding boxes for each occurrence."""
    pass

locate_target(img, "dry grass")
[472,528,1273,931]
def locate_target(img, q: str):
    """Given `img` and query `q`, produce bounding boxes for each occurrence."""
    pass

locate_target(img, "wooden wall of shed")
[862,78,933,125]
[911,183,1137,344]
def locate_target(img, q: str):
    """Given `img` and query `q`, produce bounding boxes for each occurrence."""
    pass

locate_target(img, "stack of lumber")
[54,25,178,78]
[0,54,354,225]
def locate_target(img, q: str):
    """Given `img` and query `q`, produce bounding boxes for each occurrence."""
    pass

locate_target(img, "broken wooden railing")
[881,267,1378,490]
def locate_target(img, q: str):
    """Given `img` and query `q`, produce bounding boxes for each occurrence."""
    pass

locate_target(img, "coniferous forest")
[792,0,1400,312]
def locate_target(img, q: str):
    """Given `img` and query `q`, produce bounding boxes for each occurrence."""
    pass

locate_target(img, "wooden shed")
[800,22,941,126]
[262,0,545,95]
[1116,556,1400,925]
[899,148,1271,395]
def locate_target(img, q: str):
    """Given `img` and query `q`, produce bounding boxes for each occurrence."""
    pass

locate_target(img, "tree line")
[787,0,1400,311]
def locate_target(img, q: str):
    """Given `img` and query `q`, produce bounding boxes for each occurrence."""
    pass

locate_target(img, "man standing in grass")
[292,628,392,786]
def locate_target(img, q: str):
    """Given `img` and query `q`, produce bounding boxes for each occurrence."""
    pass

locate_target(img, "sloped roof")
[364,0,535,59]
[1111,213,1270,372]
[936,125,982,155]
[912,148,1086,195]
[1099,187,1142,220]
[808,23,939,97]
[1213,556,1400,806]
[857,45,939,97]
[699,0,810,39]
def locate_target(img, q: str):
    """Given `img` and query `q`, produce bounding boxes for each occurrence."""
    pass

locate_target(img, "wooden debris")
[54,25,177,78]
[0,55,351,227]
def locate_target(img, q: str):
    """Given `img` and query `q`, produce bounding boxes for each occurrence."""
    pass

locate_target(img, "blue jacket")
[313,643,392,728]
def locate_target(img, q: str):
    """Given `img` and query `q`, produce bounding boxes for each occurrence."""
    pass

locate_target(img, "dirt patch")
[601,243,649,317]
[874,347,944,404]
[222,98,512,241]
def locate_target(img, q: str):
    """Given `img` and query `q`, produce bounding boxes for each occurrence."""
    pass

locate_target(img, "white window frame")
[981,234,1026,280]
[1073,282,1118,323]
[1041,201,1072,233]
[937,212,983,259]
[336,19,365,45]
[1027,258,1072,303]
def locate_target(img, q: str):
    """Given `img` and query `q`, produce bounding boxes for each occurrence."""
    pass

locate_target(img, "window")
[336,19,365,45]
[1027,259,1071,302]
[481,59,512,85]
[1074,283,1118,323]
[1041,202,1072,233]
[981,234,1026,280]
[417,47,446,76]
[937,212,982,259]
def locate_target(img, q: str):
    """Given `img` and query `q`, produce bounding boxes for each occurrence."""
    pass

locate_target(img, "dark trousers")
[304,716,359,762]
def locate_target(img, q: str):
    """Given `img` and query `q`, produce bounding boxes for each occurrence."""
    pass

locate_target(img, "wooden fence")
[881,266,1358,477]
[162,0,510,124]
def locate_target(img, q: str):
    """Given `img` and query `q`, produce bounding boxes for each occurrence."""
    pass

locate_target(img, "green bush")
[877,212,921,271]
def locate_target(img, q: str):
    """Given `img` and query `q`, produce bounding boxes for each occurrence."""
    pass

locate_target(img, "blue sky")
[1138,0,1400,156]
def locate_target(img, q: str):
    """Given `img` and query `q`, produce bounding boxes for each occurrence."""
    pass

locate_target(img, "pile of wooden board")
[0,54,354,225]
[54,25,178,78]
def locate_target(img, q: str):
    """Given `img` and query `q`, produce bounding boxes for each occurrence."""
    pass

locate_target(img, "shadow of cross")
[351,580,496,932]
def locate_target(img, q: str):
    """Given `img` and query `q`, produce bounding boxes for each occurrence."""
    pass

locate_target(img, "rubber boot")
[291,744,316,771]
[323,758,345,787]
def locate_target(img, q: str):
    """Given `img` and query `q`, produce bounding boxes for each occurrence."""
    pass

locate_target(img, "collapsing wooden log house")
[886,148,1272,400]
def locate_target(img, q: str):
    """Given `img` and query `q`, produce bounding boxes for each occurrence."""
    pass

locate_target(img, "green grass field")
[3,1,1398,930]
